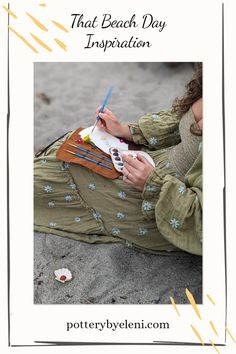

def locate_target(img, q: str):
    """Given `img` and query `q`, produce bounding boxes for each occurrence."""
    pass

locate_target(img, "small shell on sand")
[54,268,72,283]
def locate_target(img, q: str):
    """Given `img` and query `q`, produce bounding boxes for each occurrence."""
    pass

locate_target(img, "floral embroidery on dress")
[88,183,96,190]
[125,240,133,248]
[43,185,53,193]
[49,222,57,227]
[63,162,70,169]
[178,185,186,194]
[111,227,121,236]
[74,216,81,223]
[48,201,55,208]
[69,183,76,190]
[93,211,102,220]
[142,201,152,211]
[146,185,158,192]
[169,217,181,229]
[138,227,148,236]
[64,195,73,202]
[118,191,126,199]
[166,162,171,168]
[152,114,160,120]
[117,212,125,220]
[149,137,158,145]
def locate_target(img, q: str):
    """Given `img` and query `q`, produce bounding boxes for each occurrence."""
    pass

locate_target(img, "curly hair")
[172,63,202,117]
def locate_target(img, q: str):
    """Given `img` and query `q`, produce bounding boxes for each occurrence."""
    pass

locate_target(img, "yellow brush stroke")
[26,12,48,31]
[54,38,67,51]
[170,297,180,316]
[209,321,219,337]
[209,339,220,354]
[2,5,18,19]
[226,327,236,343]
[8,26,38,53]
[30,33,52,51]
[51,20,69,33]
[39,3,47,6]
[190,324,204,345]
[207,293,216,305]
[185,288,202,320]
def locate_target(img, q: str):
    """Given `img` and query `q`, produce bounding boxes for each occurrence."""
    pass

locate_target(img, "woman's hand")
[95,106,133,141]
[122,154,155,191]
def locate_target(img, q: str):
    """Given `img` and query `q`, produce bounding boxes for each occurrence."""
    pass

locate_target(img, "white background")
[0,0,235,352]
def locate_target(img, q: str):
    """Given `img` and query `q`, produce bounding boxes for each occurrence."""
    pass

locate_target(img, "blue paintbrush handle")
[67,150,112,170]
[92,86,113,131]
[68,143,112,164]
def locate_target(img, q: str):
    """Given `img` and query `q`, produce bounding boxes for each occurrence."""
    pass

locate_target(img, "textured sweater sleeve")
[129,109,181,150]
[140,152,202,255]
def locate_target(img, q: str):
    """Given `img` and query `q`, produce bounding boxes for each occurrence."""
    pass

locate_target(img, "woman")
[34,64,202,255]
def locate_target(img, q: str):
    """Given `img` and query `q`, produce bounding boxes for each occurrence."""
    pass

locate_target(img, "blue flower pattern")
[88,183,96,190]
[117,212,125,220]
[149,137,158,145]
[118,191,126,199]
[93,211,102,220]
[138,228,148,236]
[74,216,81,223]
[169,218,181,229]
[111,227,121,236]
[44,185,53,193]
[142,201,152,211]
[48,201,55,208]
[146,185,157,192]
[49,222,57,227]
[178,185,186,194]
[69,183,76,190]
[65,195,73,202]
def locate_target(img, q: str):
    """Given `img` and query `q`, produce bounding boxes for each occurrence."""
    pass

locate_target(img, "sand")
[34,62,202,304]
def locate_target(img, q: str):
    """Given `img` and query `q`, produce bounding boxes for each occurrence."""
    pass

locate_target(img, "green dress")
[34,107,202,255]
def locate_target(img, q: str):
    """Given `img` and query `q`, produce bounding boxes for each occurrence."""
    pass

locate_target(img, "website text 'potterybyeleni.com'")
[66,319,170,332]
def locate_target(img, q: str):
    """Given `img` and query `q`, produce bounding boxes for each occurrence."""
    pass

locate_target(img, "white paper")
[80,125,129,154]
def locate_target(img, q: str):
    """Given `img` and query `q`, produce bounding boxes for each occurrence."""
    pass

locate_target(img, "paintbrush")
[67,143,112,164]
[91,86,113,133]
[64,149,112,170]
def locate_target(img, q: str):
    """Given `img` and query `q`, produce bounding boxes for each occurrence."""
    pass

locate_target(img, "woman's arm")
[95,107,182,148]
[123,150,202,255]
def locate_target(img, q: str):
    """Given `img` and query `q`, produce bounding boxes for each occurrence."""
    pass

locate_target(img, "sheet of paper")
[80,126,129,154]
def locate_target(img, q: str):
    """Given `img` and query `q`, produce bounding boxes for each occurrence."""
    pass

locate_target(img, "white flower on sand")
[111,227,121,236]
[54,268,72,283]
[118,191,126,199]
[43,185,53,193]
[149,137,158,145]
[178,185,186,194]
[142,201,152,211]
[117,212,125,220]
[169,218,181,229]
[88,183,96,190]
[48,201,55,208]
[65,195,73,202]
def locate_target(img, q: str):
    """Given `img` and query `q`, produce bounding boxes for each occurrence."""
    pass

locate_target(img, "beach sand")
[34,62,202,304]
